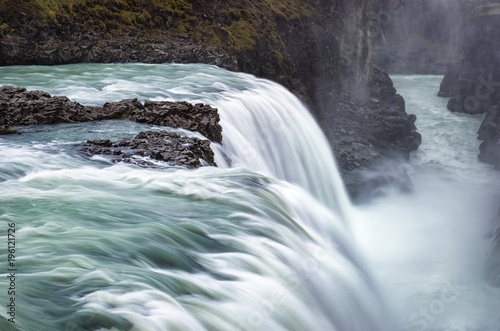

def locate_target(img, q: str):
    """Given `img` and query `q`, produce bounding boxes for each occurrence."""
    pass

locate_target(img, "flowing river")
[0,65,499,330]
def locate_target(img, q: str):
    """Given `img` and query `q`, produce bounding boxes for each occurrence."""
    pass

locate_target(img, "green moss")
[273,49,284,66]
[225,20,258,51]
[0,127,20,135]
[119,10,136,27]
[263,0,315,20]
[0,23,10,36]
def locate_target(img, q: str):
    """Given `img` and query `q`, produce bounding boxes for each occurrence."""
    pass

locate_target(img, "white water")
[0,64,388,331]
[2,66,499,331]
[352,75,500,331]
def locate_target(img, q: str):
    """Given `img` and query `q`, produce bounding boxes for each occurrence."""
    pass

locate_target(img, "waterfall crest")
[0,63,392,331]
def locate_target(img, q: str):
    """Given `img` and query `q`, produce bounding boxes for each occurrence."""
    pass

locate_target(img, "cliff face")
[372,0,463,74]
[436,3,500,168]
[0,0,421,199]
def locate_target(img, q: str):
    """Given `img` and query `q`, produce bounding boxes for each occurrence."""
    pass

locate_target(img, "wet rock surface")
[327,67,421,200]
[0,86,97,125]
[78,131,216,169]
[0,86,221,169]
[478,103,500,168]
[0,86,222,142]
[99,99,222,143]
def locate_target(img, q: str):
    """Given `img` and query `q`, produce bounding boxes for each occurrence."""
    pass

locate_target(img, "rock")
[439,3,500,115]
[327,68,421,200]
[478,103,500,168]
[436,3,500,168]
[485,207,500,287]
[438,58,463,98]
[0,86,94,125]
[78,131,216,169]
[96,99,145,120]
[0,86,222,143]
[93,99,223,143]
[131,101,222,143]
[0,126,20,135]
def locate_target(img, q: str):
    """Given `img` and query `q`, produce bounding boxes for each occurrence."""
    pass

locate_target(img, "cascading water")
[0,64,390,331]
[352,75,500,331]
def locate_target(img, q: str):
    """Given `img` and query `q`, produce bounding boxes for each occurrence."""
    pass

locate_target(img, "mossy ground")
[0,0,317,51]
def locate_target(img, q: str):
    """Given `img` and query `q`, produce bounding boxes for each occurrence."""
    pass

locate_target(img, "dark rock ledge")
[328,67,422,200]
[79,131,216,169]
[0,86,221,168]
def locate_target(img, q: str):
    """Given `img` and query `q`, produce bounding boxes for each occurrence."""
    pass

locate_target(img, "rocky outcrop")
[435,3,500,167]
[0,86,221,169]
[437,58,464,98]
[96,99,222,143]
[327,67,421,199]
[79,131,216,169]
[438,3,500,115]
[0,86,222,142]
[478,103,500,168]
[0,86,97,125]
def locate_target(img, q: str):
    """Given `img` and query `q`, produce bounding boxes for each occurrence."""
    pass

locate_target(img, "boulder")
[78,131,216,169]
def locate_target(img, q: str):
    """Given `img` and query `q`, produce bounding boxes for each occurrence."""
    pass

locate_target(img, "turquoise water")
[2,65,500,331]
[0,64,387,331]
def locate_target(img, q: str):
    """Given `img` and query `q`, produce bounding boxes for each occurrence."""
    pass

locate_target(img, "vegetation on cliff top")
[0,0,316,52]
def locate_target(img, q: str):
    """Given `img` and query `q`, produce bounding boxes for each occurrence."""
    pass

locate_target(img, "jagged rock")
[0,86,222,143]
[478,103,500,168]
[98,100,222,143]
[78,131,216,169]
[327,68,421,200]
[439,3,500,115]
[435,3,500,168]
[0,86,95,125]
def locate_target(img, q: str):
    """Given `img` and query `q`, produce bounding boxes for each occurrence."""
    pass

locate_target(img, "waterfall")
[212,78,351,220]
[0,63,392,331]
